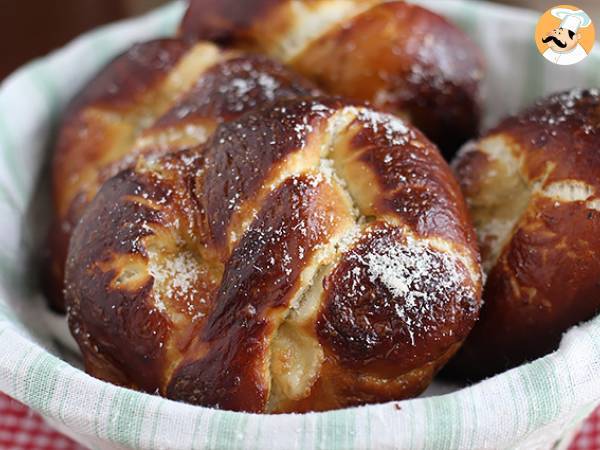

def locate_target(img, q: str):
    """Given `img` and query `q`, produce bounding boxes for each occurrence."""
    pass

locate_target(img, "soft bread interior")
[262,108,369,411]
[263,108,361,411]
[258,0,378,61]
[457,135,532,273]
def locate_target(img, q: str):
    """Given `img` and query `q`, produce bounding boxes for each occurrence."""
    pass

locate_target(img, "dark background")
[0,0,168,80]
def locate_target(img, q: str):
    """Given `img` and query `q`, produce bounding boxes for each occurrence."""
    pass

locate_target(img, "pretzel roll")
[65,97,482,412]
[46,38,319,311]
[181,0,484,157]
[448,89,600,379]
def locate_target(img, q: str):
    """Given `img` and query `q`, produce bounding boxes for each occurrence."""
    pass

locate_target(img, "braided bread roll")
[46,39,319,311]
[66,97,482,412]
[180,0,484,157]
[448,89,600,379]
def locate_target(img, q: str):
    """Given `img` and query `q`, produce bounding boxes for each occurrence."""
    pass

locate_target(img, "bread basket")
[0,1,599,448]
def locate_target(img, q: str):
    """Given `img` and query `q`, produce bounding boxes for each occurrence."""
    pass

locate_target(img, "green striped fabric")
[0,1,599,448]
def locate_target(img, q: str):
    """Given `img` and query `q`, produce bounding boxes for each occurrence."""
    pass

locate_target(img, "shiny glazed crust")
[65,97,482,412]
[46,39,319,311]
[180,0,484,157]
[448,89,600,379]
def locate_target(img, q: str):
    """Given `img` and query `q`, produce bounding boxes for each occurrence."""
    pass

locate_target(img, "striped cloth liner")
[0,1,599,448]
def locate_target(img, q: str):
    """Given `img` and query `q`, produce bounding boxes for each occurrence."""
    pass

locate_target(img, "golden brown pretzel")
[46,38,319,311]
[180,0,484,157]
[447,88,600,379]
[65,97,482,412]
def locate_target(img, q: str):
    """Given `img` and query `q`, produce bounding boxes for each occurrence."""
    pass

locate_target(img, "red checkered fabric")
[0,393,85,450]
[0,390,599,449]
[570,407,600,450]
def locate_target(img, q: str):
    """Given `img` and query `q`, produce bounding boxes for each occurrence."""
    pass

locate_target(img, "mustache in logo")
[542,35,567,48]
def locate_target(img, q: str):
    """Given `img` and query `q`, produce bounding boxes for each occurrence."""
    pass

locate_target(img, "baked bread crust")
[46,39,319,311]
[180,0,484,157]
[65,97,482,412]
[448,88,600,378]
